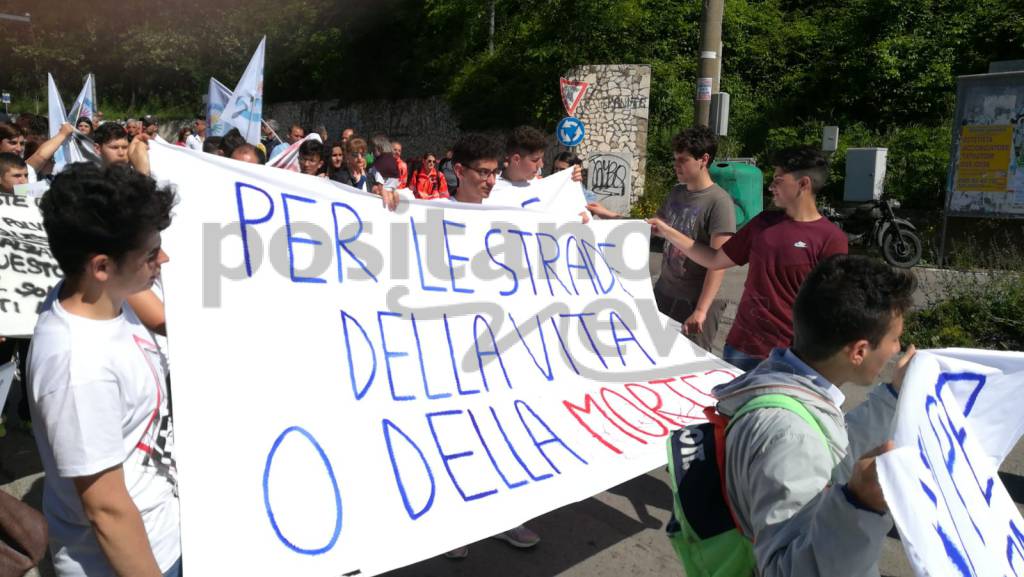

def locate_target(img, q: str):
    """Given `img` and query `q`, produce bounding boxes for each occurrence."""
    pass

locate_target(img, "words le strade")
[151,142,736,577]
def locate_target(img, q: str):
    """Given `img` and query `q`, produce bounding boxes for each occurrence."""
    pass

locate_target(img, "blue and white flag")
[67,73,97,123]
[211,37,265,144]
[47,73,101,173]
[206,77,232,129]
[47,74,70,171]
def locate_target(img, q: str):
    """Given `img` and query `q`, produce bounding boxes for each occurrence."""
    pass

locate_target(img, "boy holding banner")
[443,133,542,557]
[706,255,916,576]
[27,163,180,577]
[489,125,588,221]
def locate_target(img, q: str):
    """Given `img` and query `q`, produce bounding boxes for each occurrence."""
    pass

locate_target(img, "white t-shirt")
[185,133,203,151]
[149,277,170,365]
[487,170,591,221]
[28,285,180,576]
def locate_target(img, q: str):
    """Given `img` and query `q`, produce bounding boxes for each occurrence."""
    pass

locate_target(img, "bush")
[904,271,1024,350]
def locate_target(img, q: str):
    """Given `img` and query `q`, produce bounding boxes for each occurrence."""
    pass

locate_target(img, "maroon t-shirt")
[722,211,848,359]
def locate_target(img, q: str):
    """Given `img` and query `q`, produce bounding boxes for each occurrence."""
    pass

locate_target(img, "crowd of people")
[0,107,917,577]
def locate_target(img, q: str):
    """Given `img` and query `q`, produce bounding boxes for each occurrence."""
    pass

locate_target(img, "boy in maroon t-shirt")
[648,146,847,371]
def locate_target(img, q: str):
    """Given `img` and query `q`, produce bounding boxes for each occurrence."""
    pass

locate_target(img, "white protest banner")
[206,77,232,129]
[0,194,63,337]
[67,73,97,123]
[211,37,265,144]
[486,167,590,221]
[877,349,1024,577]
[266,132,321,171]
[149,140,735,576]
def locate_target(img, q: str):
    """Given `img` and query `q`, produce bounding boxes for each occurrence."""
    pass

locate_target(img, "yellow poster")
[957,125,1013,192]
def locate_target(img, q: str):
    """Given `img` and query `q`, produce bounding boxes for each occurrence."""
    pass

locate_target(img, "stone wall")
[567,64,651,215]
[260,66,653,212]
[265,96,461,160]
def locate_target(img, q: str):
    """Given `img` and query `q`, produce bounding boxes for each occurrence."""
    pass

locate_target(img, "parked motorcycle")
[823,198,922,268]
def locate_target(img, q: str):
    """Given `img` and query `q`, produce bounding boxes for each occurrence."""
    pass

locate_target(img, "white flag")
[47,74,70,171]
[67,73,97,123]
[211,37,265,144]
[207,77,232,128]
[47,74,100,173]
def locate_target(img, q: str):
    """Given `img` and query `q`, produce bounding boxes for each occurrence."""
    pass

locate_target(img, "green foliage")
[905,232,1024,349]
[0,0,1016,210]
[905,273,1024,350]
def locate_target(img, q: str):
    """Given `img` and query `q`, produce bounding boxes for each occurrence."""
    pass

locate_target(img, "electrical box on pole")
[709,92,730,136]
[822,126,839,152]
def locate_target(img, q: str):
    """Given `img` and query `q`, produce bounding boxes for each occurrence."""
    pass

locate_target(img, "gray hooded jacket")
[714,349,898,577]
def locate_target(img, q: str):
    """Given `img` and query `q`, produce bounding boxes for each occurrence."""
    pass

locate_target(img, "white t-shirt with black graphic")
[28,284,179,576]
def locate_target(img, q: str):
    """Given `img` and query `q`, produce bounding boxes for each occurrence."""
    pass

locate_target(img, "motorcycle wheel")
[881,227,922,268]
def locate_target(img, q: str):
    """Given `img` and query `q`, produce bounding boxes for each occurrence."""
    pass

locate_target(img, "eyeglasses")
[461,164,500,179]
[425,159,437,164]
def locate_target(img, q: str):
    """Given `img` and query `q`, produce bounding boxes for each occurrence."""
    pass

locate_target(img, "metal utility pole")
[694,0,724,127]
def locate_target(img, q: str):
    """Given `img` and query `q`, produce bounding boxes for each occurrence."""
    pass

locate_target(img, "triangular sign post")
[560,77,590,117]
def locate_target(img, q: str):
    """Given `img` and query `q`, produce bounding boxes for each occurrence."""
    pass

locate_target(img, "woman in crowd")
[408,151,449,199]
[551,151,582,174]
[176,126,192,147]
[75,117,93,135]
[327,141,347,182]
[334,137,371,191]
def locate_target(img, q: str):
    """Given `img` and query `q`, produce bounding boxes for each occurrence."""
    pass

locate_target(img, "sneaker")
[444,546,469,559]
[493,525,540,548]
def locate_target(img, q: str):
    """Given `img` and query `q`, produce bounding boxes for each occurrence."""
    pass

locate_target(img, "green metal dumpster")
[709,161,763,228]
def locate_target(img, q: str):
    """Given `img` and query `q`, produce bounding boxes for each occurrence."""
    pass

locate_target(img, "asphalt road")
[2,261,1019,577]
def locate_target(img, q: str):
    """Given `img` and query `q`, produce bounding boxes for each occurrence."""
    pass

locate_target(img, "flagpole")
[262,119,282,145]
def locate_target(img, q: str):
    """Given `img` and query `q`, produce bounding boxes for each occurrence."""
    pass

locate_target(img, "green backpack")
[665,394,829,577]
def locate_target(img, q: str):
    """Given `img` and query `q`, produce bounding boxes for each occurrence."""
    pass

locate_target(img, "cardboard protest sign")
[150,141,732,576]
[0,194,63,337]
[877,349,1024,577]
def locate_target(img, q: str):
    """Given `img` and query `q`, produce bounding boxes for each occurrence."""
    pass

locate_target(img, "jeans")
[722,344,764,373]
[163,557,182,577]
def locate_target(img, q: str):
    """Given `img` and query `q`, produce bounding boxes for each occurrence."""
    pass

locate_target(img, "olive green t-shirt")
[655,182,736,298]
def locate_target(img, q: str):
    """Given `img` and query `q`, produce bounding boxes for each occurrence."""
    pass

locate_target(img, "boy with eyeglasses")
[442,133,542,557]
